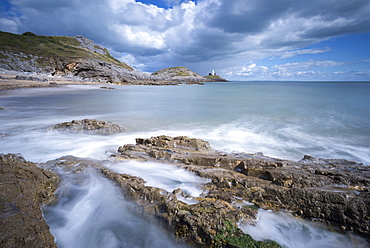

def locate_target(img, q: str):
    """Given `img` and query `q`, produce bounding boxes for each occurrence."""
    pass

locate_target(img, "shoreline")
[0,70,207,91]
[0,70,112,91]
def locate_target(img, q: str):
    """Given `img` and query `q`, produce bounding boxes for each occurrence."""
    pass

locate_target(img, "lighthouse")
[209,70,216,76]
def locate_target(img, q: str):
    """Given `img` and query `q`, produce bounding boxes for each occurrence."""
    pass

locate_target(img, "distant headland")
[0,31,227,86]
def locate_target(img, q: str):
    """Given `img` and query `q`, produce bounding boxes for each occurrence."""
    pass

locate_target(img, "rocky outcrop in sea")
[52,119,125,134]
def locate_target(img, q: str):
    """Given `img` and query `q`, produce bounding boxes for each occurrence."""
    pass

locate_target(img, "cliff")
[0,31,227,85]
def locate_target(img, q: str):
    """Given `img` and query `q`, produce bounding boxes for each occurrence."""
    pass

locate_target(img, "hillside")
[0,31,227,84]
[152,67,228,82]
[0,31,132,70]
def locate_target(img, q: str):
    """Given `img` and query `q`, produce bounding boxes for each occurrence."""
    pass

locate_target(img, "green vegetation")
[204,75,223,79]
[152,66,201,77]
[215,221,281,248]
[0,31,133,70]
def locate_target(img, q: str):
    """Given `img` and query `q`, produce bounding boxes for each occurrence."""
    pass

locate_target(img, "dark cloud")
[1,0,369,80]
[204,0,292,34]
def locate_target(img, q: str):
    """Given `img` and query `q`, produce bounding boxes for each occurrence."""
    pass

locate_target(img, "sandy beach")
[0,70,110,91]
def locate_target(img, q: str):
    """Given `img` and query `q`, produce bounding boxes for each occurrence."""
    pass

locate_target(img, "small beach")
[0,70,110,91]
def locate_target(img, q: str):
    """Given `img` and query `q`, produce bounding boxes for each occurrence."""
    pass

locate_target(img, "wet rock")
[100,168,279,248]
[100,86,116,90]
[44,155,279,247]
[52,118,125,134]
[115,135,370,239]
[0,153,59,247]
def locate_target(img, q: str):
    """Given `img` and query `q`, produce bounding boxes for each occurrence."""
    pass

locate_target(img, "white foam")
[105,161,209,197]
[240,210,369,248]
[43,167,190,248]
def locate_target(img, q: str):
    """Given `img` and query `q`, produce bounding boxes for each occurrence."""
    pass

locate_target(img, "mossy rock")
[215,221,281,248]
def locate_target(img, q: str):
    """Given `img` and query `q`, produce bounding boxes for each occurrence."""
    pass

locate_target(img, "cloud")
[1,0,370,79]
[274,60,348,70]
[0,17,20,33]
[234,63,269,77]
[279,48,330,59]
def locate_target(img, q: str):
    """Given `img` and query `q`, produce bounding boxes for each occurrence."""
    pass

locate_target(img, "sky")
[0,0,369,81]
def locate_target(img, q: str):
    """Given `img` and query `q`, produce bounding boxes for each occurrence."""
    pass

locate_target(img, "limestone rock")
[0,153,59,247]
[52,119,125,135]
[115,135,370,239]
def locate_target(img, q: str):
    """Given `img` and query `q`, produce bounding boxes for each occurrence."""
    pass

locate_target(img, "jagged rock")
[115,135,370,239]
[52,119,125,134]
[0,153,59,247]
[15,75,48,82]
[44,155,278,247]
[75,35,107,55]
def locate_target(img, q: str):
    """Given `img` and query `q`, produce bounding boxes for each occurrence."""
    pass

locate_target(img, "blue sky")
[0,0,369,81]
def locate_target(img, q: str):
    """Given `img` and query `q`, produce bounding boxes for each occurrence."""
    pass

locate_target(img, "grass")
[152,66,199,77]
[214,220,281,248]
[204,75,223,79]
[0,31,133,70]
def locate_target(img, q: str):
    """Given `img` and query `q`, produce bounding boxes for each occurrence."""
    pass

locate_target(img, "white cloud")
[279,48,330,59]
[274,60,347,70]
[1,0,370,80]
[0,18,20,33]
[235,63,269,77]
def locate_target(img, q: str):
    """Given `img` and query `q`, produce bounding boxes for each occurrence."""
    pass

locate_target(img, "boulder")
[52,119,125,134]
[0,153,59,247]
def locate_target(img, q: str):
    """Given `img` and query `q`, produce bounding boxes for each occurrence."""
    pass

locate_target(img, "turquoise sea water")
[1,81,369,248]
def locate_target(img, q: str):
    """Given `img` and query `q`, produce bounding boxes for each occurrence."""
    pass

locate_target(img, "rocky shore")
[114,136,370,239]
[0,154,59,247]
[0,70,109,91]
[1,135,369,247]
[1,32,227,87]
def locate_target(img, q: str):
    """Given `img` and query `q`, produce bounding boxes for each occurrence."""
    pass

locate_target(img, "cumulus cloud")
[234,63,269,77]
[1,0,370,79]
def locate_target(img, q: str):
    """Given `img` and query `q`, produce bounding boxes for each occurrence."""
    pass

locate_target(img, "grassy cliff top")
[152,66,203,77]
[0,31,133,70]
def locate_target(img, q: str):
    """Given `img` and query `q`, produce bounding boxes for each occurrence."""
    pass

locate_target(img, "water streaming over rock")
[1,82,370,247]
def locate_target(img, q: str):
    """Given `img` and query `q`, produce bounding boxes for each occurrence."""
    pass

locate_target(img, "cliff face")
[0,31,151,84]
[0,32,227,84]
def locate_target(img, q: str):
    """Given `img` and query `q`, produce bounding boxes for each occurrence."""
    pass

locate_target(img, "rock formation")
[0,153,59,247]
[114,135,370,239]
[0,31,228,85]
[44,155,280,248]
[2,135,369,247]
[52,119,125,134]
[152,67,228,82]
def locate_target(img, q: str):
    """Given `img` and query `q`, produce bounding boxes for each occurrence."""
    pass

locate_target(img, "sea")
[1,81,369,247]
